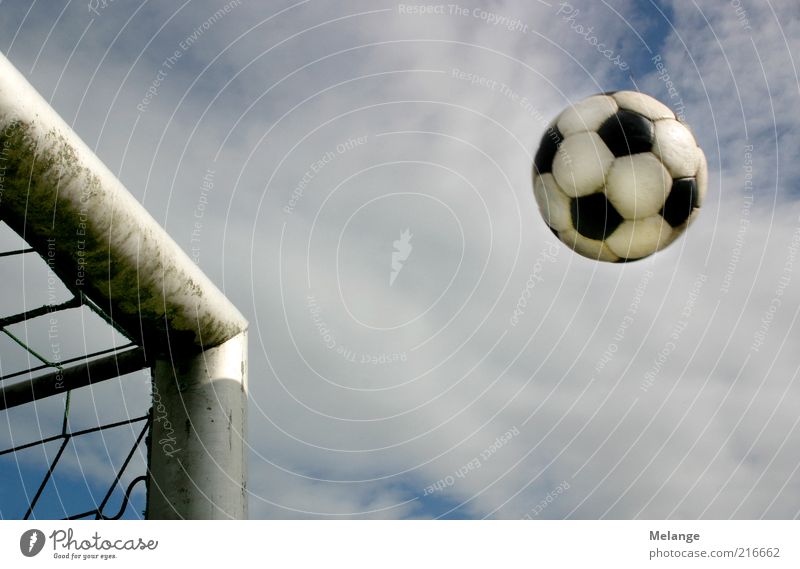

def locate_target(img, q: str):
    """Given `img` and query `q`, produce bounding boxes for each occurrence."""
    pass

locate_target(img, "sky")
[0,0,799,519]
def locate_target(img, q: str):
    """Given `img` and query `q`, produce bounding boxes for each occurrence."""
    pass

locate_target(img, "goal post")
[0,51,248,519]
[148,334,248,519]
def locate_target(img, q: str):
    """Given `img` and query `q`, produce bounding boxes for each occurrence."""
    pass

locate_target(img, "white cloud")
[1,0,798,520]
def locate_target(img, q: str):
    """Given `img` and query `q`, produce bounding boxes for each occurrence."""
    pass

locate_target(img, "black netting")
[0,233,151,520]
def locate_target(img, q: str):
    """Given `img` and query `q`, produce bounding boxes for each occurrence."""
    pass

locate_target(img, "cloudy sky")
[1,0,799,519]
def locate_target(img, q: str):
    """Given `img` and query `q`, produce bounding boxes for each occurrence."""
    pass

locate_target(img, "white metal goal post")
[0,51,248,519]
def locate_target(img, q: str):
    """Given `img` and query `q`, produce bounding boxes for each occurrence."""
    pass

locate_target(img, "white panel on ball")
[533,173,572,232]
[606,216,673,259]
[605,154,672,219]
[611,91,675,121]
[695,152,708,207]
[652,119,701,178]
[556,95,618,136]
[560,228,620,262]
[553,131,615,197]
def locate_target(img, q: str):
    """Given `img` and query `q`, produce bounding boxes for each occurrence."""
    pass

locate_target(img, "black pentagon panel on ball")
[597,110,655,157]
[615,256,645,264]
[661,177,698,227]
[533,125,563,175]
[570,192,624,241]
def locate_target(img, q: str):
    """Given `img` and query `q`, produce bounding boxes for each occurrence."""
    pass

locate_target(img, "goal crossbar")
[0,51,249,519]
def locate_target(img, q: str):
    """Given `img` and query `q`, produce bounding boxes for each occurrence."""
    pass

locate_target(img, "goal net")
[0,51,248,520]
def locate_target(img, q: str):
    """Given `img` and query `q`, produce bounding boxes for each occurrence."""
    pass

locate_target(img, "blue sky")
[1,0,799,519]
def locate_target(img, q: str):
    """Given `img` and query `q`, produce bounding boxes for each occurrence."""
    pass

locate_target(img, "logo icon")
[20,529,45,557]
[390,229,413,286]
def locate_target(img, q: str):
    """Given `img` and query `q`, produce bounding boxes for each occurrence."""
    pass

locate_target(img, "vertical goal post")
[0,51,248,519]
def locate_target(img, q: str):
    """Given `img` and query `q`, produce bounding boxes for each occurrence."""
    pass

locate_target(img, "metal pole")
[0,51,248,355]
[0,348,147,411]
[147,331,248,519]
[0,50,249,520]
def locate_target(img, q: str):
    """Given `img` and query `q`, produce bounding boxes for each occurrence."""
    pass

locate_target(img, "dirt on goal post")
[0,51,248,519]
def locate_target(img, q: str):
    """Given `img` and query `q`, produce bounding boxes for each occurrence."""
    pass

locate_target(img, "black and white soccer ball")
[532,91,707,262]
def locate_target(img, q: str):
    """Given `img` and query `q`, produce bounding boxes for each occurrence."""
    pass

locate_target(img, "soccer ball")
[532,91,707,262]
